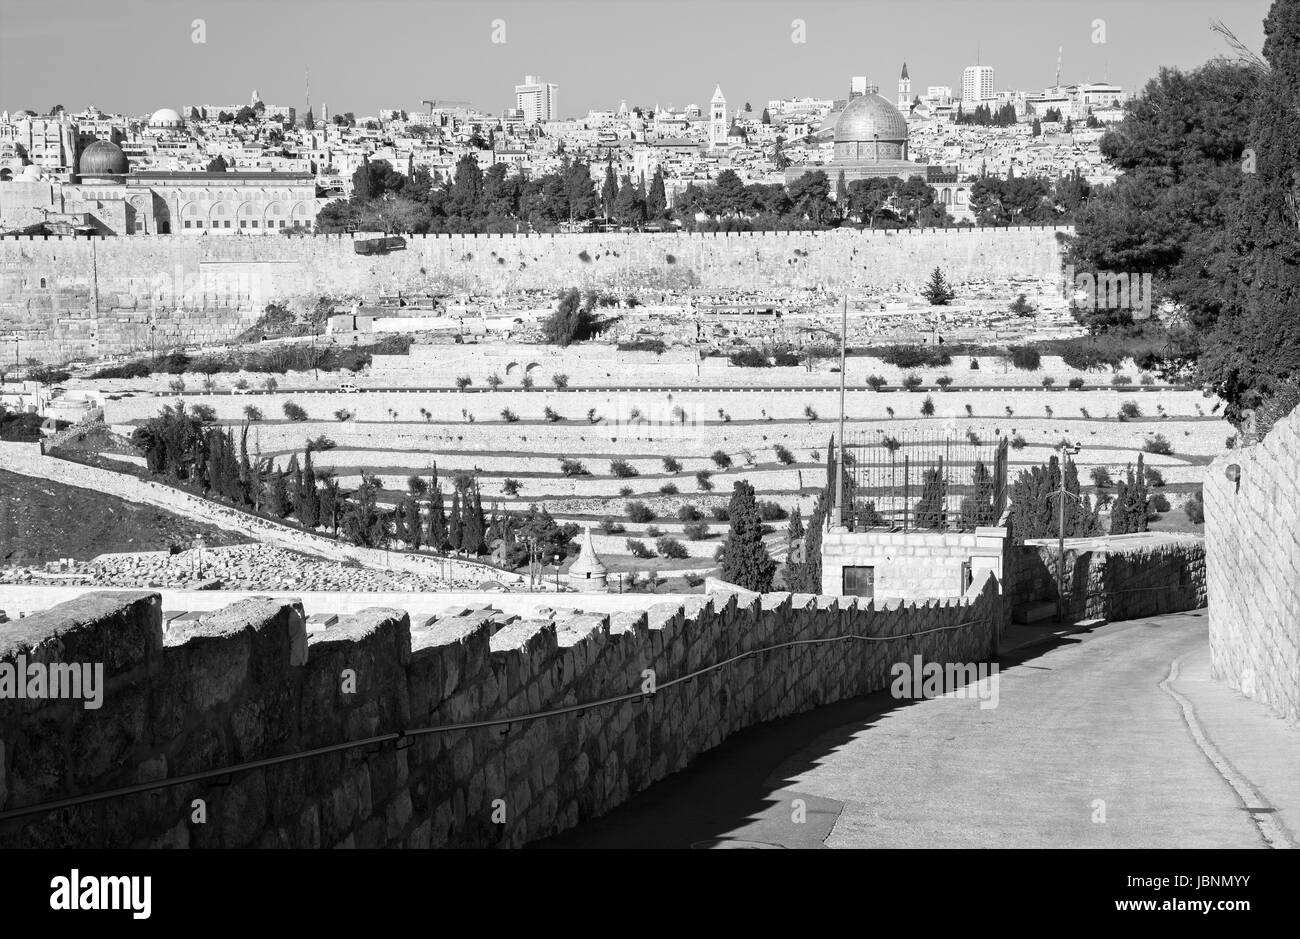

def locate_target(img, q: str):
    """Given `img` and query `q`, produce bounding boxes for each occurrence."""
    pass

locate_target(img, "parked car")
[338,381,359,393]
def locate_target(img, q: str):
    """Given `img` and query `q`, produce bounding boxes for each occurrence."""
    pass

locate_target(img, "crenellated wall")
[0,227,1069,363]
[0,581,1002,848]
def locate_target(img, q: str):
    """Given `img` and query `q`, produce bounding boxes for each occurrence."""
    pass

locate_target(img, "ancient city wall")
[0,582,1001,848]
[0,227,1069,363]
[1005,532,1207,624]
[1205,407,1300,724]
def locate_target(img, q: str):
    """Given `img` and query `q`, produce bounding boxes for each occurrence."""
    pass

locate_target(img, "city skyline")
[0,0,1273,119]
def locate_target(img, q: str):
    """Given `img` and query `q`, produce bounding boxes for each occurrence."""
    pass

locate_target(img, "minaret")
[251,88,260,107]
[897,63,911,110]
[709,84,727,149]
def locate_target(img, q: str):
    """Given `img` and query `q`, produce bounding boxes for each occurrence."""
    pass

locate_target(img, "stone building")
[567,527,609,590]
[0,136,319,234]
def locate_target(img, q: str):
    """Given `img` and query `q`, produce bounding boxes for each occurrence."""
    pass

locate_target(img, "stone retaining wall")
[1206,407,1300,724]
[0,579,1001,847]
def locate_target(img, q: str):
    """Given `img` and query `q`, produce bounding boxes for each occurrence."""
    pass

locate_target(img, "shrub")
[502,478,522,495]
[486,373,503,389]
[626,501,655,523]
[936,375,953,390]
[659,483,679,495]
[1090,466,1113,489]
[626,538,655,559]
[902,374,923,391]
[965,429,981,445]
[656,536,689,559]
[619,486,633,497]
[263,377,279,392]
[774,444,796,465]
[307,435,336,452]
[677,505,703,522]
[243,405,263,421]
[559,458,590,476]
[192,404,217,423]
[169,378,186,393]
[598,518,626,535]
[456,376,472,389]
[646,525,662,539]
[1143,434,1173,455]
[1005,406,1014,417]
[1149,492,1171,514]
[921,396,936,416]
[1140,374,1155,386]
[969,358,980,370]
[587,408,600,423]
[1144,466,1165,488]
[757,501,787,521]
[283,401,308,421]
[1067,376,1086,390]
[875,344,950,368]
[334,408,352,421]
[866,375,888,391]
[233,378,249,390]
[1009,345,1041,370]
[544,406,562,423]
[663,456,683,473]
[501,408,519,423]
[695,470,714,491]
[682,521,711,541]
[1110,373,1133,387]
[729,348,771,368]
[1041,376,1056,388]
[1184,488,1205,524]
[551,373,569,389]
[1119,401,1142,419]
[610,459,638,478]
[1010,434,1027,450]
[521,375,535,390]
[711,505,730,521]
[804,405,818,421]
[711,450,732,469]
[964,404,974,417]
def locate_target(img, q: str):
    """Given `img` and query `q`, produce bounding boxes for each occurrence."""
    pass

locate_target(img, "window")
[240,220,246,228]
[251,220,258,227]
[184,220,192,228]
[842,566,875,598]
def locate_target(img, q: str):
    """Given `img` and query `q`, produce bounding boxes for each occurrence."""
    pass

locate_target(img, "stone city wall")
[1205,406,1300,725]
[0,580,1001,847]
[1,227,1068,363]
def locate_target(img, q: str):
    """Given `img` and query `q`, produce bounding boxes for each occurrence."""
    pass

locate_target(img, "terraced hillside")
[95,348,1225,576]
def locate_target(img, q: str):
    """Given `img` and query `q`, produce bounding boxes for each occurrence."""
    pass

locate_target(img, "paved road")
[538,610,1300,849]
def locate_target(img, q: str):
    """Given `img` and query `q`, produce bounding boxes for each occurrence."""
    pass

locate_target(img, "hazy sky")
[0,0,1274,119]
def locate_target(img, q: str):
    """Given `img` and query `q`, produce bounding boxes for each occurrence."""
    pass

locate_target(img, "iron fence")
[837,432,1008,533]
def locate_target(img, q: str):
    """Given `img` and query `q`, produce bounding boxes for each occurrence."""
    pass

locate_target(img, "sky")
[0,0,1275,119]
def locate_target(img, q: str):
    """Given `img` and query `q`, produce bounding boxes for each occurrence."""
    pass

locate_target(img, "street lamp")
[553,553,561,592]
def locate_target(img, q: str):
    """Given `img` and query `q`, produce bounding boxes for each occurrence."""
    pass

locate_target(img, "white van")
[338,381,360,393]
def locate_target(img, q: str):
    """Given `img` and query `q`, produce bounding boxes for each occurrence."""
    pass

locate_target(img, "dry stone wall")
[1205,407,1300,724]
[2,227,1068,363]
[0,581,1001,848]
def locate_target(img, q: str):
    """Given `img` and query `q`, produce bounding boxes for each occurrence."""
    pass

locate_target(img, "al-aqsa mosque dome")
[77,138,129,180]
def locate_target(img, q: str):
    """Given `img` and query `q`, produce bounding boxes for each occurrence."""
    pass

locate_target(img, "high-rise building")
[709,84,727,148]
[515,75,558,123]
[962,65,995,103]
[897,63,911,110]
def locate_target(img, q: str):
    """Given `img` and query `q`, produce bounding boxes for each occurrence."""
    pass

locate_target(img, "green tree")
[205,155,229,172]
[601,159,618,220]
[718,480,776,591]
[922,266,956,305]
[647,167,667,219]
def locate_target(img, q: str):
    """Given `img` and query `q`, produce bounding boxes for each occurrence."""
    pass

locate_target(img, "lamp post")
[553,553,561,592]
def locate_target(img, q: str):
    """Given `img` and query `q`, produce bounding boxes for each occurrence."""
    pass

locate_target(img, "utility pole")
[836,292,847,526]
[1048,443,1082,623]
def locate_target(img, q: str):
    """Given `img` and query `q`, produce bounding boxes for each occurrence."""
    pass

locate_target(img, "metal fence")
[837,432,1008,532]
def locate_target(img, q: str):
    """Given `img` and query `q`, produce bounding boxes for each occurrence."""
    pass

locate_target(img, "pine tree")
[922,266,955,305]
[718,480,776,592]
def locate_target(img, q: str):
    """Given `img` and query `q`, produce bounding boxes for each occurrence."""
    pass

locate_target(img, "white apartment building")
[515,76,558,124]
[962,66,996,103]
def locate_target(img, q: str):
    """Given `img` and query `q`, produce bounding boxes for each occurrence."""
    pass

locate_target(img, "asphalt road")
[537,610,1296,849]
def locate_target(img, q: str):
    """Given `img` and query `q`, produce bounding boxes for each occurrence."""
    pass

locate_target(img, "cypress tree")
[427,482,448,553]
[404,495,422,550]
[718,480,776,592]
[267,471,289,518]
[601,158,618,219]
[448,488,463,552]
[462,486,485,555]
[647,167,667,219]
